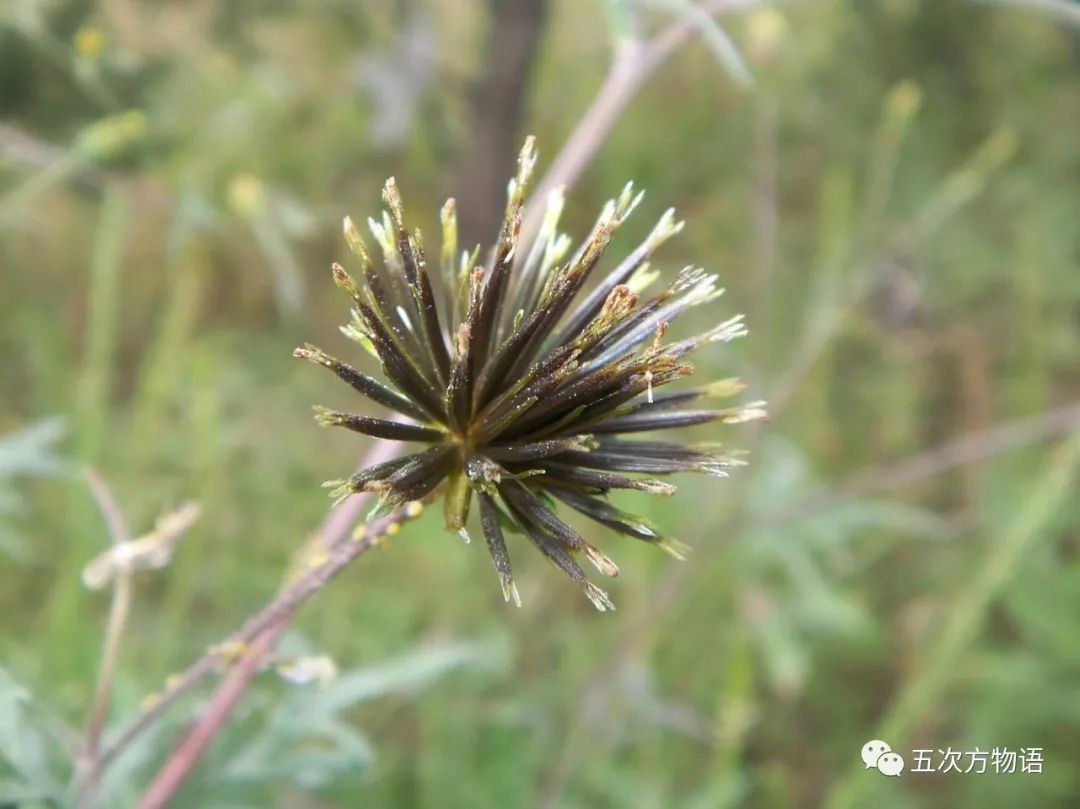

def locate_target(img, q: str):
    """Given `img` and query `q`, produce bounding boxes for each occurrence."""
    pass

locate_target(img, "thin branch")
[0,122,172,221]
[94,441,401,776]
[77,469,135,808]
[130,438,408,805]
[133,622,288,809]
[522,0,769,245]
[779,399,1080,522]
[82,468,132,548]
[0,122,115,188]
[131,500,420,808]
[751,93,779,366]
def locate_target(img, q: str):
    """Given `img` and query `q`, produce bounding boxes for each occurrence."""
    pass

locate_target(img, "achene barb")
[296,137,765,610]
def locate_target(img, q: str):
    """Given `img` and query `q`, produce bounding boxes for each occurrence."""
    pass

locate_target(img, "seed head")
[296,139,765,610]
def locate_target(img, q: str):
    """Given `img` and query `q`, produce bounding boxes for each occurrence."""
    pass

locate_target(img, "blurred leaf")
[94,712,178,809]
[0,668,65,804]
[738,436,953,691]
[1006,561,1080,667]
[312,640,499,713]
[0,417,67,479]
[0,778,51,803]
[217,640,500,791]
[0,418,67,559]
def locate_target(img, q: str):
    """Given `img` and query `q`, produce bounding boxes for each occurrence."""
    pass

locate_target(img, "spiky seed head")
[296,138,764,611]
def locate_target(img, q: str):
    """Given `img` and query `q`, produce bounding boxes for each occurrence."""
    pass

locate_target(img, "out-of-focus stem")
[76,470,135,808]
[522,0,768,248]
[93,440,402,779]
[133,623,286,809]
[132,499,421,809]
[751,92,779,367]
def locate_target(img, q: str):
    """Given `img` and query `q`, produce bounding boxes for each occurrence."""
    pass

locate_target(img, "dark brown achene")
[295,138,765,610]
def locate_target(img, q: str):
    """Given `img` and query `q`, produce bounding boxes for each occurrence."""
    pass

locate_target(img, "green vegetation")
[1,1,1078,807]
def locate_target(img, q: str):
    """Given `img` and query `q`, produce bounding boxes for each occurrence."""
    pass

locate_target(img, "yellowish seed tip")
[441,198,457,227]
[331,262,351,286]
[312,406,340,427]
[343,216,372,265]
[640,480,677,496]
[383,177,404,221]
[405,501,423,518]
[586,546,620,577]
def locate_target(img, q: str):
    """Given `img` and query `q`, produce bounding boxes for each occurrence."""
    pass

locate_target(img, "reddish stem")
[134,623,286,809]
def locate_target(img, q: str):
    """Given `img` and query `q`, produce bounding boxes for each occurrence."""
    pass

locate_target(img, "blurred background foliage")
[2,0,1080,807]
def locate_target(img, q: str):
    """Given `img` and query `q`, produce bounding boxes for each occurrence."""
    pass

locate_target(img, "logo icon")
[861,739,905,777]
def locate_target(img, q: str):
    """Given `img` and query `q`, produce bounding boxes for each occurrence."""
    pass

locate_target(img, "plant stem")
[133,623,287,809]
[89,440,401,784]
[76,470,134,808]
[85,574,132,758]
[0,150,83,226]
[96,501,406,778]
[522,0,767,246]
[130,500,421,808]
